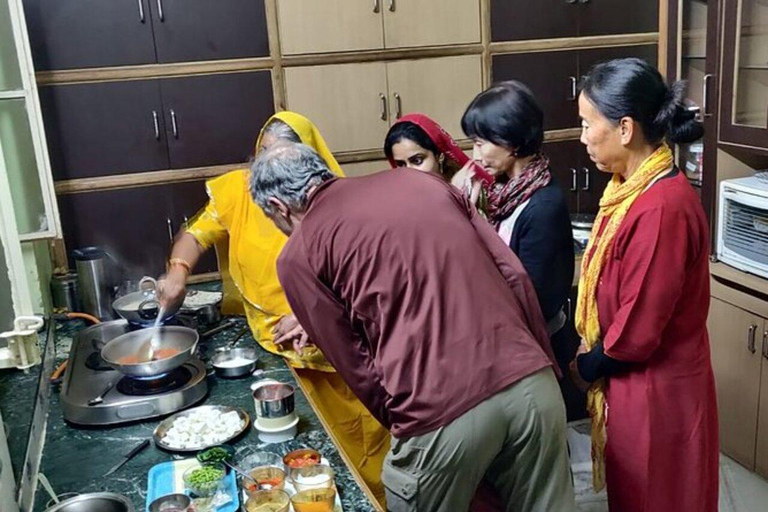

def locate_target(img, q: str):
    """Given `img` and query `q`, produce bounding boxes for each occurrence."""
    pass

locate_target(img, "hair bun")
[655,80,704,144]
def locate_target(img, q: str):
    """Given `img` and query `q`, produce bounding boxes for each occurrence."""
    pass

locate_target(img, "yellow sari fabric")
[575,143,674,491]
[187,112,388,507]
[186,112,342,371]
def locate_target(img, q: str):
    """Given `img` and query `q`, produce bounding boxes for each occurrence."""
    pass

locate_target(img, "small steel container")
[212,347,258,378]
[148,494,191,512]
[253,383,295,419]
[51,272,81,313]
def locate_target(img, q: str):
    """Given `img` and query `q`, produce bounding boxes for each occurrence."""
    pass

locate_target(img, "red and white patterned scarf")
[485,153,552,227]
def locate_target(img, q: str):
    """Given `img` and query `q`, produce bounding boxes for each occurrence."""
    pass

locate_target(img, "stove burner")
[131,373,170,381]
[127,316,176,330]
[116,366,193,396]
[85,351,113,372]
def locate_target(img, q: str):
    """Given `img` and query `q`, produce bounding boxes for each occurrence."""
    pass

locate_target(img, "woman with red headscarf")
[384,113,494,206]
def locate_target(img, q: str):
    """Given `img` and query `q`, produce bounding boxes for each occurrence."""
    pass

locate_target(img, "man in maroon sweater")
[251,142,575,512]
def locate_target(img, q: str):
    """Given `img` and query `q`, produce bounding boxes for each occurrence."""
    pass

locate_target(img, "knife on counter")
[103,439,150,477]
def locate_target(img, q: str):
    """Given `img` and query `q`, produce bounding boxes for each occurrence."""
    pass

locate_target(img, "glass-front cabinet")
[0,0,59,241]
[720,0,768,149]
[677,0,710,187]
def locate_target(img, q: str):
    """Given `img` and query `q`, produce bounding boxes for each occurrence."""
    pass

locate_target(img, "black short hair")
[580,57,704,144]
[461,80,544,157]
[384,121,441,161]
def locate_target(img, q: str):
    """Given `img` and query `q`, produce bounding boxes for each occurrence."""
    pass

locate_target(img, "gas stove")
[61,320,208,426]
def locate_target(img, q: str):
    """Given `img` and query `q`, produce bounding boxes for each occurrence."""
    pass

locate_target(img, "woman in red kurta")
[569,58,719,511]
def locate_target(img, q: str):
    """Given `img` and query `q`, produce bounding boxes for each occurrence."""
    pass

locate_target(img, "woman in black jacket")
[456,81,574,334]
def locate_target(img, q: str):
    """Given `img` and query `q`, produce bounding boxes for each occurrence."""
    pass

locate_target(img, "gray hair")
[262,118,301,143]
[250,142,334,216]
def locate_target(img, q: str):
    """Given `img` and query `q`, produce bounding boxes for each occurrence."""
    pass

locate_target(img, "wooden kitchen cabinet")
[578,162,612,214]
[491,0,578,41]
[386,55,482,140]
[382,0,481,49]
[57,181,217,279]
[38,80,169,180]
[277,0,385,55]
[285,62,390,153]
[542,140,611,215]
[278,0,480,55]
[579,0,659,37]
[492,51,579,131]
[39,72,273,180]
[719,0,768,151]
[492,45,658,132]
[671,0,710,187]
[578,44,659,79]
[758,324,768,477]
[22,0,156,70]
[342,160,389,177]
[23,0,268,70]
[160,71,274,169]
[544,140,581,213]
[149,0,269,63]
[708,297,764,470]
[285,56,482,153]
[491,0,657,41]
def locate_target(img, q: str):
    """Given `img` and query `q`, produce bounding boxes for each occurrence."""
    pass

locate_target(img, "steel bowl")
[112,277,181,325]
[148,494,191,512]
[43,492,135,512]
[212,347,258,378]
[253,383,295,419]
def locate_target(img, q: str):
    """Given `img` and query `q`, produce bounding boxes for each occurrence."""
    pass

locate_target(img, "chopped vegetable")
[185,466,224,495]
[284,449,321,469]
[197,446,231,464]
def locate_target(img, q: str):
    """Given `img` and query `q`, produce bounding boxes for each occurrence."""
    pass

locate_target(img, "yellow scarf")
[187,111,343,370]
[575,143,674,491]
[255,111,343,175]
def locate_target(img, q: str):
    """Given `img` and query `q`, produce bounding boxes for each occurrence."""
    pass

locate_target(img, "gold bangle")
[168,258,192,274]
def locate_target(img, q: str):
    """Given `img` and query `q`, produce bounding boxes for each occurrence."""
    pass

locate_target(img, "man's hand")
[273,314,311,354]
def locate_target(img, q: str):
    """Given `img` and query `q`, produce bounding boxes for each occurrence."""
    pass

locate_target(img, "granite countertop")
[32,316,375,512]
[0,326,47,484]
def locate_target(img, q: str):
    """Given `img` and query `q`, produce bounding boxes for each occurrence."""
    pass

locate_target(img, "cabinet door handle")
[762,330,768,359]
[568,76,577,101]
[379,93,388,121]
[702,74,713,117]
[166,218,174,244]
[388,0,396,12]
[156,0,165,22]
[582,167,590,191]
[579,0,590,3]
[152,110,160,140]
[137,0,145,22]
[394,92,402,119]
[748,324,757,354]
[170,109,178,138]
[373,0,380,13]
[566,297,572,320]
[570,168,577,192]
[565,0,577,4]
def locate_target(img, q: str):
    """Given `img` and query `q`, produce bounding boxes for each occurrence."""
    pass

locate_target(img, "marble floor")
[568,420,768,512]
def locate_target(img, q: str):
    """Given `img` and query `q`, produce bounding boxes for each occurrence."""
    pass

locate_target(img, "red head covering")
[387,113,494,186]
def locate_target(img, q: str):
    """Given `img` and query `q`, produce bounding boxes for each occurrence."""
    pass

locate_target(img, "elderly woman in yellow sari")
[159,111,389,506]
